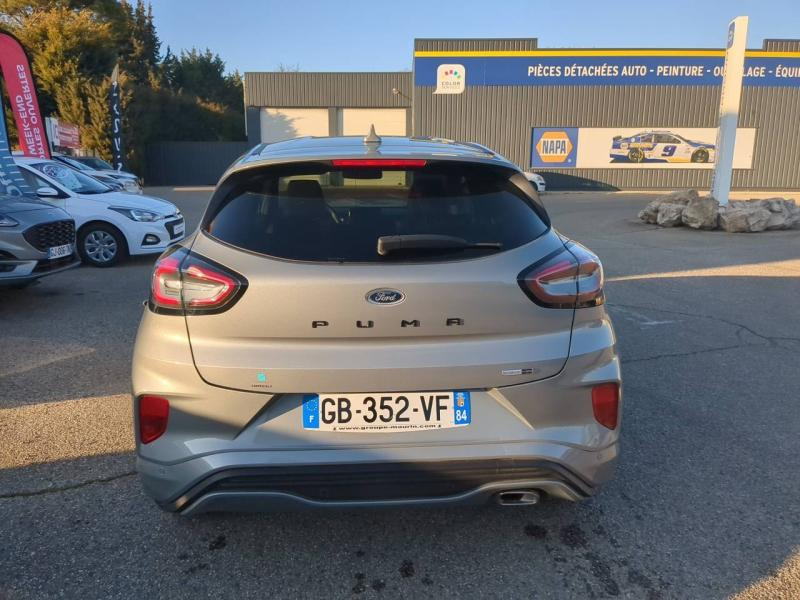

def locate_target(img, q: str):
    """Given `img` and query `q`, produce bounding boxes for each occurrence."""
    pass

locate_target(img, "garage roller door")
[260,108,329,143]
[342,109,407,136]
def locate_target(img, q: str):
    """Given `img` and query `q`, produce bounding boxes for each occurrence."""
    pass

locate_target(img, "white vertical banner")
[711,16,748,206]
[45,117,59,148]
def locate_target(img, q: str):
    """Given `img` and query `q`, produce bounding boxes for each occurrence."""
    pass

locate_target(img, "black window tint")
[654,134,678,144]
[206,163,548,263]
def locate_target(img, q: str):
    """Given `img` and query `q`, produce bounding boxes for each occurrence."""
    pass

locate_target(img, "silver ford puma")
[132,134,621,515]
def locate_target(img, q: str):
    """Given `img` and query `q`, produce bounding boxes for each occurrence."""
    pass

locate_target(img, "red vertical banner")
[0,30,50,159]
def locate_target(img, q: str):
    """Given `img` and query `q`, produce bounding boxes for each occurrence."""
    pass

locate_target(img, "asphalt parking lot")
[1,188,799,599]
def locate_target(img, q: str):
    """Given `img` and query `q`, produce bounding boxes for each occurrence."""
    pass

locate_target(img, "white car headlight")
[109,207,161,222]
[525,172,543,183]
[123,180,143,193]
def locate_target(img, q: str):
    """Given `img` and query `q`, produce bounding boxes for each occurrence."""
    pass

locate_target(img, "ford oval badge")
[366,288,405,306]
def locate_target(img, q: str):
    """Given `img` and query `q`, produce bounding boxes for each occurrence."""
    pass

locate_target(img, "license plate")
[47,243,73,259]
[303,391,471,432]
[172,222,185,236]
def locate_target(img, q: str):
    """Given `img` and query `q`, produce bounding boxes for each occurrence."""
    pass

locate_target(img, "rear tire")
[78,223,128,267]
[627,148,645,163]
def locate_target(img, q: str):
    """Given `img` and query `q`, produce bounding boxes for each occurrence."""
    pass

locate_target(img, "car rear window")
[205,161,548,263]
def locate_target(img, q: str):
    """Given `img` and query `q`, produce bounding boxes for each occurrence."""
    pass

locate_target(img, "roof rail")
[247,143,267,156]
[463,141,496,155]
[410,135,458,144]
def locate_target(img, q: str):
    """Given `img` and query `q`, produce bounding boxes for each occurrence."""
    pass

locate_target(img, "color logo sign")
[435,63,465,94]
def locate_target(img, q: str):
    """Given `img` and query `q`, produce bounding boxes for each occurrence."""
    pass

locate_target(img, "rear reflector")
[139,395,169,444]
[591,383,620,430]
[331,159,427,168]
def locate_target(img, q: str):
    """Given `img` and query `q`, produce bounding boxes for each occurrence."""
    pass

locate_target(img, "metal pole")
[711,16,748,206]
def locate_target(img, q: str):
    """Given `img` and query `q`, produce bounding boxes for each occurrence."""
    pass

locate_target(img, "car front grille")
[164,217,184,240]
[23,219,75,251]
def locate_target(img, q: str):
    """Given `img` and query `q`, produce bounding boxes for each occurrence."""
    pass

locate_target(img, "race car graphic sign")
[531,127,756,169]
[609,130,717,164]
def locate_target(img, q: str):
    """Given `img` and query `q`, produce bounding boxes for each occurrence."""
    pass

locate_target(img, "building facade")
[244,37,800,190]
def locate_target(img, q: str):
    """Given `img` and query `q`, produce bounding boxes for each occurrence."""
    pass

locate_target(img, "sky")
[148,0,800,74]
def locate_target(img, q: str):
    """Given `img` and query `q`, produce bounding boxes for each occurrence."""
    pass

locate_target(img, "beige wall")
[341,109,407,136]
[260,108,329,143]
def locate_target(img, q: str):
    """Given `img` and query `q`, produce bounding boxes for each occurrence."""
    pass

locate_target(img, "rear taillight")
[591,383,620,430]
[151,250,184,308]
[517,242,604,309]
[149,247,247,314]
[139,395,169,444]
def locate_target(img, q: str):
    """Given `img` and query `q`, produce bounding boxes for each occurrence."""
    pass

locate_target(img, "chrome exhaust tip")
[495,490,541,506]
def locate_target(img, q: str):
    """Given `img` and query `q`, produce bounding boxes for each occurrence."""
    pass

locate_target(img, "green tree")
[1,1,245,176]
[164,48,243,109]
[117,0,160,85]
[8,6,116,115]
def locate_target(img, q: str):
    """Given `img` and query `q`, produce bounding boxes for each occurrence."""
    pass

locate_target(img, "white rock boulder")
[638,201,661,224]
[661,189,698,205]
[638,190,698,224]
[656,203,685,227]
[762,198,799,230]
[682,195,720,229]
[639,190,799,233]
[719,206,771,233]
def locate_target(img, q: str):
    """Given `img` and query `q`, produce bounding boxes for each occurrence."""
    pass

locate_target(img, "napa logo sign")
[531,127,579,168]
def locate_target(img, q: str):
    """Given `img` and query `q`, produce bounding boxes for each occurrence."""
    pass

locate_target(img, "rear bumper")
[126,220,185,256]
[133,305,621,513]
[141,448,615,515]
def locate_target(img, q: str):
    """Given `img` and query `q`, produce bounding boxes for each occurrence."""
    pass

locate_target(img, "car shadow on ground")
[1,392,797,600]
[0,449,665,598]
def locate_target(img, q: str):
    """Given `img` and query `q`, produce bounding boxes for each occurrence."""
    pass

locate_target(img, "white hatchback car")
[54,154,143,194]
[524,171,546,192]
[14,157,184,267]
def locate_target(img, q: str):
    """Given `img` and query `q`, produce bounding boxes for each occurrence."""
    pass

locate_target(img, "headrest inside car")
[287,179,323,198]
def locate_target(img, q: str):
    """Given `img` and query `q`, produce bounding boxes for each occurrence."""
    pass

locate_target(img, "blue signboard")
[531,127,579,168]
[414,52,800,87]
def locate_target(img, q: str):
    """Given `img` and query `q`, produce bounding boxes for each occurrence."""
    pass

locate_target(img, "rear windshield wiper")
[377,234,502,256]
